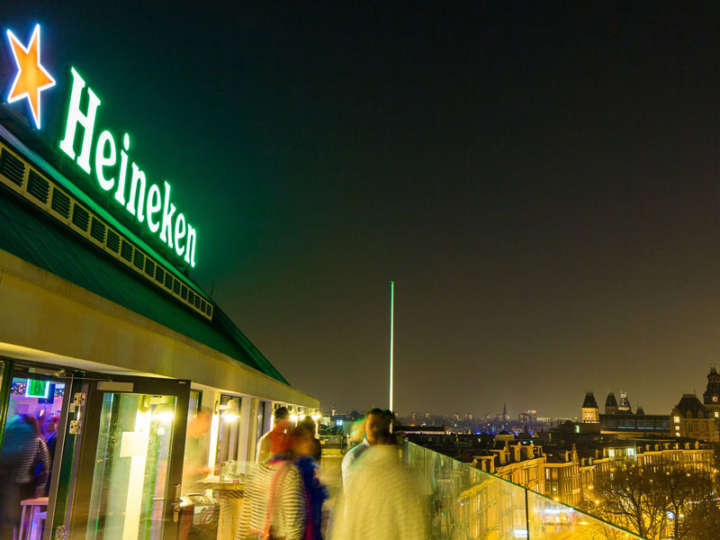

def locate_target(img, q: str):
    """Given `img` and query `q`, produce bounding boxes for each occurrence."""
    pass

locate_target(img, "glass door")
[0,359,72,540]
[65,376,189,540]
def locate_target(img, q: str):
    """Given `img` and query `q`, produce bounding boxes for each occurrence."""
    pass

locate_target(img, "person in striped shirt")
[238,427,306,540]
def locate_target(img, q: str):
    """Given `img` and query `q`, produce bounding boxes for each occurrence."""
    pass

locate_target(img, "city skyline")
[4,3,720,417]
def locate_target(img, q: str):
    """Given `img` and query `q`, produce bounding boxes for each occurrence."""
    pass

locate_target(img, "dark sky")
[3,2,720,418]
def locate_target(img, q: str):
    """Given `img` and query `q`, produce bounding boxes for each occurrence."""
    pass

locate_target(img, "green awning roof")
[0,187,288,384]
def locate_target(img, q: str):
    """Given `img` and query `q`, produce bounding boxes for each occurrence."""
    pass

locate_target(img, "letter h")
[59,67,101,174]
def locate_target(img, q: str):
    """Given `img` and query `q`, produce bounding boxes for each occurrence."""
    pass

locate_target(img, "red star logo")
[6,25,55,129]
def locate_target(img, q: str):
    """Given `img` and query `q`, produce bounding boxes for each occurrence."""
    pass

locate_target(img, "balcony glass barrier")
[402,440,645,539]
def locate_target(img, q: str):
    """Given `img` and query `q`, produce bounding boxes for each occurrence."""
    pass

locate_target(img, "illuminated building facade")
[544,439,713,506]
[702,367,720,418]
[671,393,719,442]
[581,392,600,423]
[579,392,670,437]
[473,440,546,494]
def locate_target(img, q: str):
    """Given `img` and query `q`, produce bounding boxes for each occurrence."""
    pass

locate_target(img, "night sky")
[3,2,720,418]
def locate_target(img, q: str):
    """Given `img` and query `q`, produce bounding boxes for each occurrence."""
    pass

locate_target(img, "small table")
[18,497,48,540]
[199,477,244,540]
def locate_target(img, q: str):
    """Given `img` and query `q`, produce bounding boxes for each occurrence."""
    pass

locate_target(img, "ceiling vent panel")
[0,139,213,320]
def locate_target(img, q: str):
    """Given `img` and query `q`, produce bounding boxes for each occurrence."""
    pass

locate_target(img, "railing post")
[524,486,530,540]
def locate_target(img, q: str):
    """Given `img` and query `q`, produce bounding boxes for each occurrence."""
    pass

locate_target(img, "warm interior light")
[223,412,239,423]
[153,410,175,424]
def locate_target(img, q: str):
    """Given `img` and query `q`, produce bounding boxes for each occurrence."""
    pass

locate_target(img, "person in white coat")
[331,410,428,540]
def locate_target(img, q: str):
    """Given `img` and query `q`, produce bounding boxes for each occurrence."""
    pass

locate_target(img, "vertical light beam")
[389,280,395,412]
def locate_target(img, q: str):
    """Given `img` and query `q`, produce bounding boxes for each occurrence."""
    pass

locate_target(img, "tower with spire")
[605,392,618,415]
[617,391,632,414]
[581,392,600,423]
[703,367,720,419]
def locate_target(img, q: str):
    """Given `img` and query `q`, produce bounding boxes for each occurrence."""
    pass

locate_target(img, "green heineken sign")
[3,24,199,269]
[59,68,198,268]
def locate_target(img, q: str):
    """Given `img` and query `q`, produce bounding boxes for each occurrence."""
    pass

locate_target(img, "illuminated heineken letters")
[160,181,176,248]
[59,68,99,173]
[175,213,186,257]
[115,133,130,205]
[95,130,116,191]
[127,163,146,222]
[59,67,197,268]
[146,184,162,233]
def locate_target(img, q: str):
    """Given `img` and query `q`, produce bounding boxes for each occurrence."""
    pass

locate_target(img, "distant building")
[599,413,669,437]
[617,391,632,414]
[702,367,720,419]
[480,440,546,493]
[396,425,447,436]
[581,393,600,423]
[605,392,618,415]
[412,430,713,512]
[544,438,713,506]
[519,409,538,425]
[671,393,719,442]
[544,446,582,504]
[579,392,669,436]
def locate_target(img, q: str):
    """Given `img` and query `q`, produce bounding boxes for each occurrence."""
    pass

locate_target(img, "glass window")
[183,390,211,494]
[256,400,267,443]
[189,390,202,418]
[86,392,176,539]
[215,395,242,477]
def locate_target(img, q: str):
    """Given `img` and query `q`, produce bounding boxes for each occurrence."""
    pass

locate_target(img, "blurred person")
[19,415,51,496]
[346,417,366,448]
[44,415,59,461]
[44,414,60,492]
[331,410,427,540]
[341,408,394,487]
[292,426,328,540]
[340,416,369,486]
[256,406,291,463]
[299,415,316,436]
[237,430,306,539]
[0,414,51,537]
[297,416,322,461]
[183,410,212,492]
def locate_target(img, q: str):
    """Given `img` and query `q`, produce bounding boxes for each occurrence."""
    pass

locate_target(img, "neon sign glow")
[59,67,197,268]
[5,24,56,129]
[25,378,50,399]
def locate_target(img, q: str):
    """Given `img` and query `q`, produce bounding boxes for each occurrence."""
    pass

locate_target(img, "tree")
[586,462,717,539]
[590,465,667,538]
[679,500,720,540]
[654,467,715,539]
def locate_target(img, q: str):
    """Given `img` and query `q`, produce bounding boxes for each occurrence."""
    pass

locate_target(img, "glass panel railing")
[402,441,645,539]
